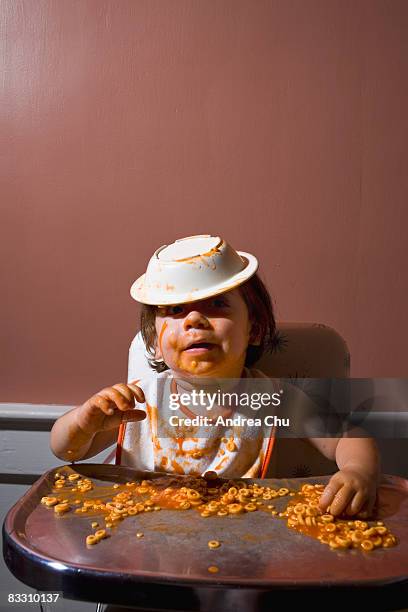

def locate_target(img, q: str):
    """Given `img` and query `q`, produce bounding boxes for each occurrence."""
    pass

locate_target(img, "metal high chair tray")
[3,464,408,608]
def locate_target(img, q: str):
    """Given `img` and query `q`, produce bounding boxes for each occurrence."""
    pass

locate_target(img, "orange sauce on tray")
[42,468,398,554]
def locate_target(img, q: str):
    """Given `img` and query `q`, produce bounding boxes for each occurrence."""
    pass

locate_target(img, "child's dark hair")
[140,272,276,373]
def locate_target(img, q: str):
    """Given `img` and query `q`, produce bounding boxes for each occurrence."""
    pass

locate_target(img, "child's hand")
[318,467,377,518]
[75,382,146,436]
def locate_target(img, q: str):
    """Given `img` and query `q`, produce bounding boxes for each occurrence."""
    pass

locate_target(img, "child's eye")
[168,305,184,315]
[213,298,228,307]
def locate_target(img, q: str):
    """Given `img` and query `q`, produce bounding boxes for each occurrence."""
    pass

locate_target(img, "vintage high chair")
[119,322,350,478]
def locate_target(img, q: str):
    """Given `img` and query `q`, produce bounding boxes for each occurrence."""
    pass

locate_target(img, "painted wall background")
[2,0,407,404]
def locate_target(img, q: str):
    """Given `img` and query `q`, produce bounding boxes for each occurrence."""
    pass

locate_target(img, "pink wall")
[2,0,407,404]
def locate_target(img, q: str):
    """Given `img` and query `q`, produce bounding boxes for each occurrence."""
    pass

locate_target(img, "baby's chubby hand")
[318,467,377,518]
[75,381,146,436]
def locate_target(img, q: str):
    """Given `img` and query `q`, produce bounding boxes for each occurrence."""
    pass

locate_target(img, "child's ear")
[249,322,261,346]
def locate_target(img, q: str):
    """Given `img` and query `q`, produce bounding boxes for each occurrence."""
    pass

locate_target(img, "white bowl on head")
[130,234,258,306]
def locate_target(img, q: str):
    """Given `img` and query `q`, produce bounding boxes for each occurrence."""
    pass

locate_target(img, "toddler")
[50,234,380,518]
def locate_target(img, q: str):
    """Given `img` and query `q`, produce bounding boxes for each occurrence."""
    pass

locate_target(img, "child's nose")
[183,310,211,330]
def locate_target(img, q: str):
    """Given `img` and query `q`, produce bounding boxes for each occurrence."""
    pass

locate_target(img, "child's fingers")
[91,394,116,416]
[112,383,138,406]
[345,490,365,516]
[121,409,147,423]
[329,484,355,516]
[127,382,145,404]
[111,385,145,420]
[98,387,134,413]
[357,496,375,519]
[319,477,343,511]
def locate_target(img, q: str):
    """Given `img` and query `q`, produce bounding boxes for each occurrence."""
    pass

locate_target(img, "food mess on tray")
[41,467,398,554]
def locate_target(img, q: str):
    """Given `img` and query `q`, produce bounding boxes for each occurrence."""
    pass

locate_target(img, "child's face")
[154,288,253,378]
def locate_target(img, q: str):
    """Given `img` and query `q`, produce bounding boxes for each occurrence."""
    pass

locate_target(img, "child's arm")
[308,429,380,517]
[50,382,146,462]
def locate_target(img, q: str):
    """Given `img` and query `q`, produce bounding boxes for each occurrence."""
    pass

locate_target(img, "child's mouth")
[184,343,217,353]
